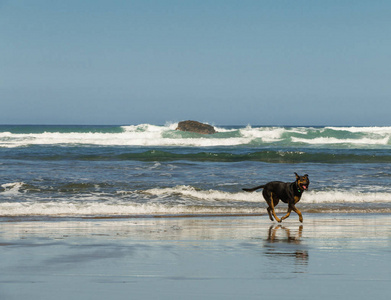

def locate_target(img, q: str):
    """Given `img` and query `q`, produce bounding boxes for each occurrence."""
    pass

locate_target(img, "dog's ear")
[304,174,308,177]
[294,172,299,179]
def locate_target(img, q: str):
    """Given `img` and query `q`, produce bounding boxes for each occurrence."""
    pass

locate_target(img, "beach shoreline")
[1,214,390,299]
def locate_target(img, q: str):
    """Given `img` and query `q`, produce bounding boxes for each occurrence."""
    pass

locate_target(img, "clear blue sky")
[1,0,390,125]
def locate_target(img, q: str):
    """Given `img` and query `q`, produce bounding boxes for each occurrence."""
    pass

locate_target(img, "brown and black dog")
[243,173,310,223]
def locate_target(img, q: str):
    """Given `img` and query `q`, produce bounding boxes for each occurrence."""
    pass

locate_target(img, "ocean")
[1,123,391,221]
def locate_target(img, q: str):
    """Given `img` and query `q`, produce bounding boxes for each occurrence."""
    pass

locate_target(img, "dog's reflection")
[264,225,309,266]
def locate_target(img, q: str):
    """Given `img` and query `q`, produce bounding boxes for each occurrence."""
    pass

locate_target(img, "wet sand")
[1,214,391,300]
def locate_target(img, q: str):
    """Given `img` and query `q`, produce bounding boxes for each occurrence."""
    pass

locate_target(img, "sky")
[1,0,390,126]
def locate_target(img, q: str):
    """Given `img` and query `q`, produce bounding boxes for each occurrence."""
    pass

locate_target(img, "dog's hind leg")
[269,192,281,223]
[263,190,281,222]
[262,189,274,221]
[266,207,274,221]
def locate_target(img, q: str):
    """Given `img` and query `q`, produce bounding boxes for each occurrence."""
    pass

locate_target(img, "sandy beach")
[1,214,390,300]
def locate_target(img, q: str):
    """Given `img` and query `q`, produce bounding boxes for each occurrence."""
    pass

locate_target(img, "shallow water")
[1,215,390,300]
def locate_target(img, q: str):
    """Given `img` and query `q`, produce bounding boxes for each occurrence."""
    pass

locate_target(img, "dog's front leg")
[281,207,292,221]
[291,204,303,223]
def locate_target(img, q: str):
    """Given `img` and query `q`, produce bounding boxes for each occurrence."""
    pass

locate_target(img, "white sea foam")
[0,201,260,217]
[291,136,390,145]
[325,126,391,134]
[239,126,284,142]
[1,186,391,217]
[1,182,26,195]
[305,190,391,203]
[143,186,391,204]
[143,185,260,202]
[0,124,246,147]
[1,124,391,148]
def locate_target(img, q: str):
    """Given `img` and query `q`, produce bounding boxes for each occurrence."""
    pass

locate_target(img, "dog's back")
[243,181,290,196]
[262,181,294,203]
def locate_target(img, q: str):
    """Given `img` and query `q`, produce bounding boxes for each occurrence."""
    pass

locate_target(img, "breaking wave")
[1,184,391,218]
[1,124,391,148]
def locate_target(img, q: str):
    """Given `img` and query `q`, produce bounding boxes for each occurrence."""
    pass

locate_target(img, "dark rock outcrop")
[176,120,216,134]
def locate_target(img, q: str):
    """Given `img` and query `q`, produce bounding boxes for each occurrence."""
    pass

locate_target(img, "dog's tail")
[242,185,265,192]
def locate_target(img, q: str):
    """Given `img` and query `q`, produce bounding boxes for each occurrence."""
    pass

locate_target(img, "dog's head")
[295,173,309,191]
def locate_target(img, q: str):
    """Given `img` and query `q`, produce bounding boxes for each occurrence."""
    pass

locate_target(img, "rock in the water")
[176,120,216,134]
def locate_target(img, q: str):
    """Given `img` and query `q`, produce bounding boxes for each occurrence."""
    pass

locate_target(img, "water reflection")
[264,225,309,272]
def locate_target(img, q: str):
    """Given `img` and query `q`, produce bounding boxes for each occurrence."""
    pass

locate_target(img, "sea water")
[1,124,391,220]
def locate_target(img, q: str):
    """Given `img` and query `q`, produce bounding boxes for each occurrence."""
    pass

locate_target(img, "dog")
[243,173,309,223]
